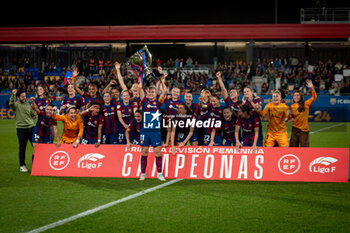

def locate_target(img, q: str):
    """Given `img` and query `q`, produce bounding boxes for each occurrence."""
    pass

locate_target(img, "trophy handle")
[143,45,152,66]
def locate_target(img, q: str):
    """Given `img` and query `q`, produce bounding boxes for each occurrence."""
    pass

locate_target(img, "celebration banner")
[31,144,349,182]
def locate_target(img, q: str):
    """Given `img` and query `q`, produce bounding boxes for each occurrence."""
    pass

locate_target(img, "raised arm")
[72,68,84,96]
[216,71,229,100]
[102,79,117,95]
[305,79,317,105]
[114,61,128,91]
[139,82,145,102]
[158,73,168,103]
[9,89,17,110]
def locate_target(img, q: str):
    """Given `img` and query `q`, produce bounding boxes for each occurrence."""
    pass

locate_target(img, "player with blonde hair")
[255,90,289,147]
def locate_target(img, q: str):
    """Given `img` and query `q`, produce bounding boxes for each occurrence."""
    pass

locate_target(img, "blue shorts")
[189,129,198,143]
[32,132,52,144]
[131,138,140,145]
[130,132,140,145]
[102,133,119,144]
[203,134,222,146]
[81,138,98,144]
[117,132,126,144]
[176,132,189,144]
[140,130,162,147]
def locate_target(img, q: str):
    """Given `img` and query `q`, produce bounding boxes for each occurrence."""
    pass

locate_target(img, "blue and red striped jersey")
[35,97,56,114]
[33,112,57,137]
[117,101,136,131]
[101,103,118,134]
[83,112,104,140]
[188,102,200,116]
[128,118,142,143]
[83,92,102,106]
[204,104,223,135]
[221,116,237,143]
[163,95,184,117]
[237,114,260,143]
[61,95,85,112]
[224,96,241,113]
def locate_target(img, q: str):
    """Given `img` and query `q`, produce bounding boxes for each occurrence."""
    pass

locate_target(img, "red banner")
[31,144,349,182]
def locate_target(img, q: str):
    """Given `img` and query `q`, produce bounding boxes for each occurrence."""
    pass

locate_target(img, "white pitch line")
[288,122,345,140]
[25,122,347,233]
[26,179,183,233]
[309,122,345,135]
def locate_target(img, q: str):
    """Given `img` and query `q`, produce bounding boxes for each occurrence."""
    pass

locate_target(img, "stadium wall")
[1,24,350,41]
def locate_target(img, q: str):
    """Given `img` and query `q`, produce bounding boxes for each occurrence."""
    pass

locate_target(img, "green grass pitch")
[1,120,349,233]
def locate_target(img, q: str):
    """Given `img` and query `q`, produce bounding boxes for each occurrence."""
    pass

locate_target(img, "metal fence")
[301,8,350,24]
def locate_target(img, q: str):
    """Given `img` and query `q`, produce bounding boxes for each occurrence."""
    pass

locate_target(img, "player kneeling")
[81,102,104,148]
[125,110,142,150]
[170,104,195,154]
[30,101,60,155]
[219,106,237,146]
[235,105,262,153]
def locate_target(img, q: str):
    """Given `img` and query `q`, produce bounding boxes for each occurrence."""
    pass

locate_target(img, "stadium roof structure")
[0,24,350,42]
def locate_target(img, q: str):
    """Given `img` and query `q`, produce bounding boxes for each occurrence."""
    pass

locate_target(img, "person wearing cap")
[52,105,84,148]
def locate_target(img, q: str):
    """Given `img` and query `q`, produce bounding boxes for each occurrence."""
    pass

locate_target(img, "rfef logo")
[77,153,105,169]
[309,157,338,174]
[278,154,301,175]
[49,151,70,170]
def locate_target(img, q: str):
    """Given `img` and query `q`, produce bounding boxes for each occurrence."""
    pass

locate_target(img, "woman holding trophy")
[127,46,168,181]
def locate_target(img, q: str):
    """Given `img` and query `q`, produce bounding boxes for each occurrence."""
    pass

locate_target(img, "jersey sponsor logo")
[146,104,157,109]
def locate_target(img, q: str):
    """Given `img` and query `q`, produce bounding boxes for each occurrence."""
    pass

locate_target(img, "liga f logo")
[309,157,338,174]
[78,153,105,169]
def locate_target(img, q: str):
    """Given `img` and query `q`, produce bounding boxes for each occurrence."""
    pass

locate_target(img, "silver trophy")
[126,45,157,87]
